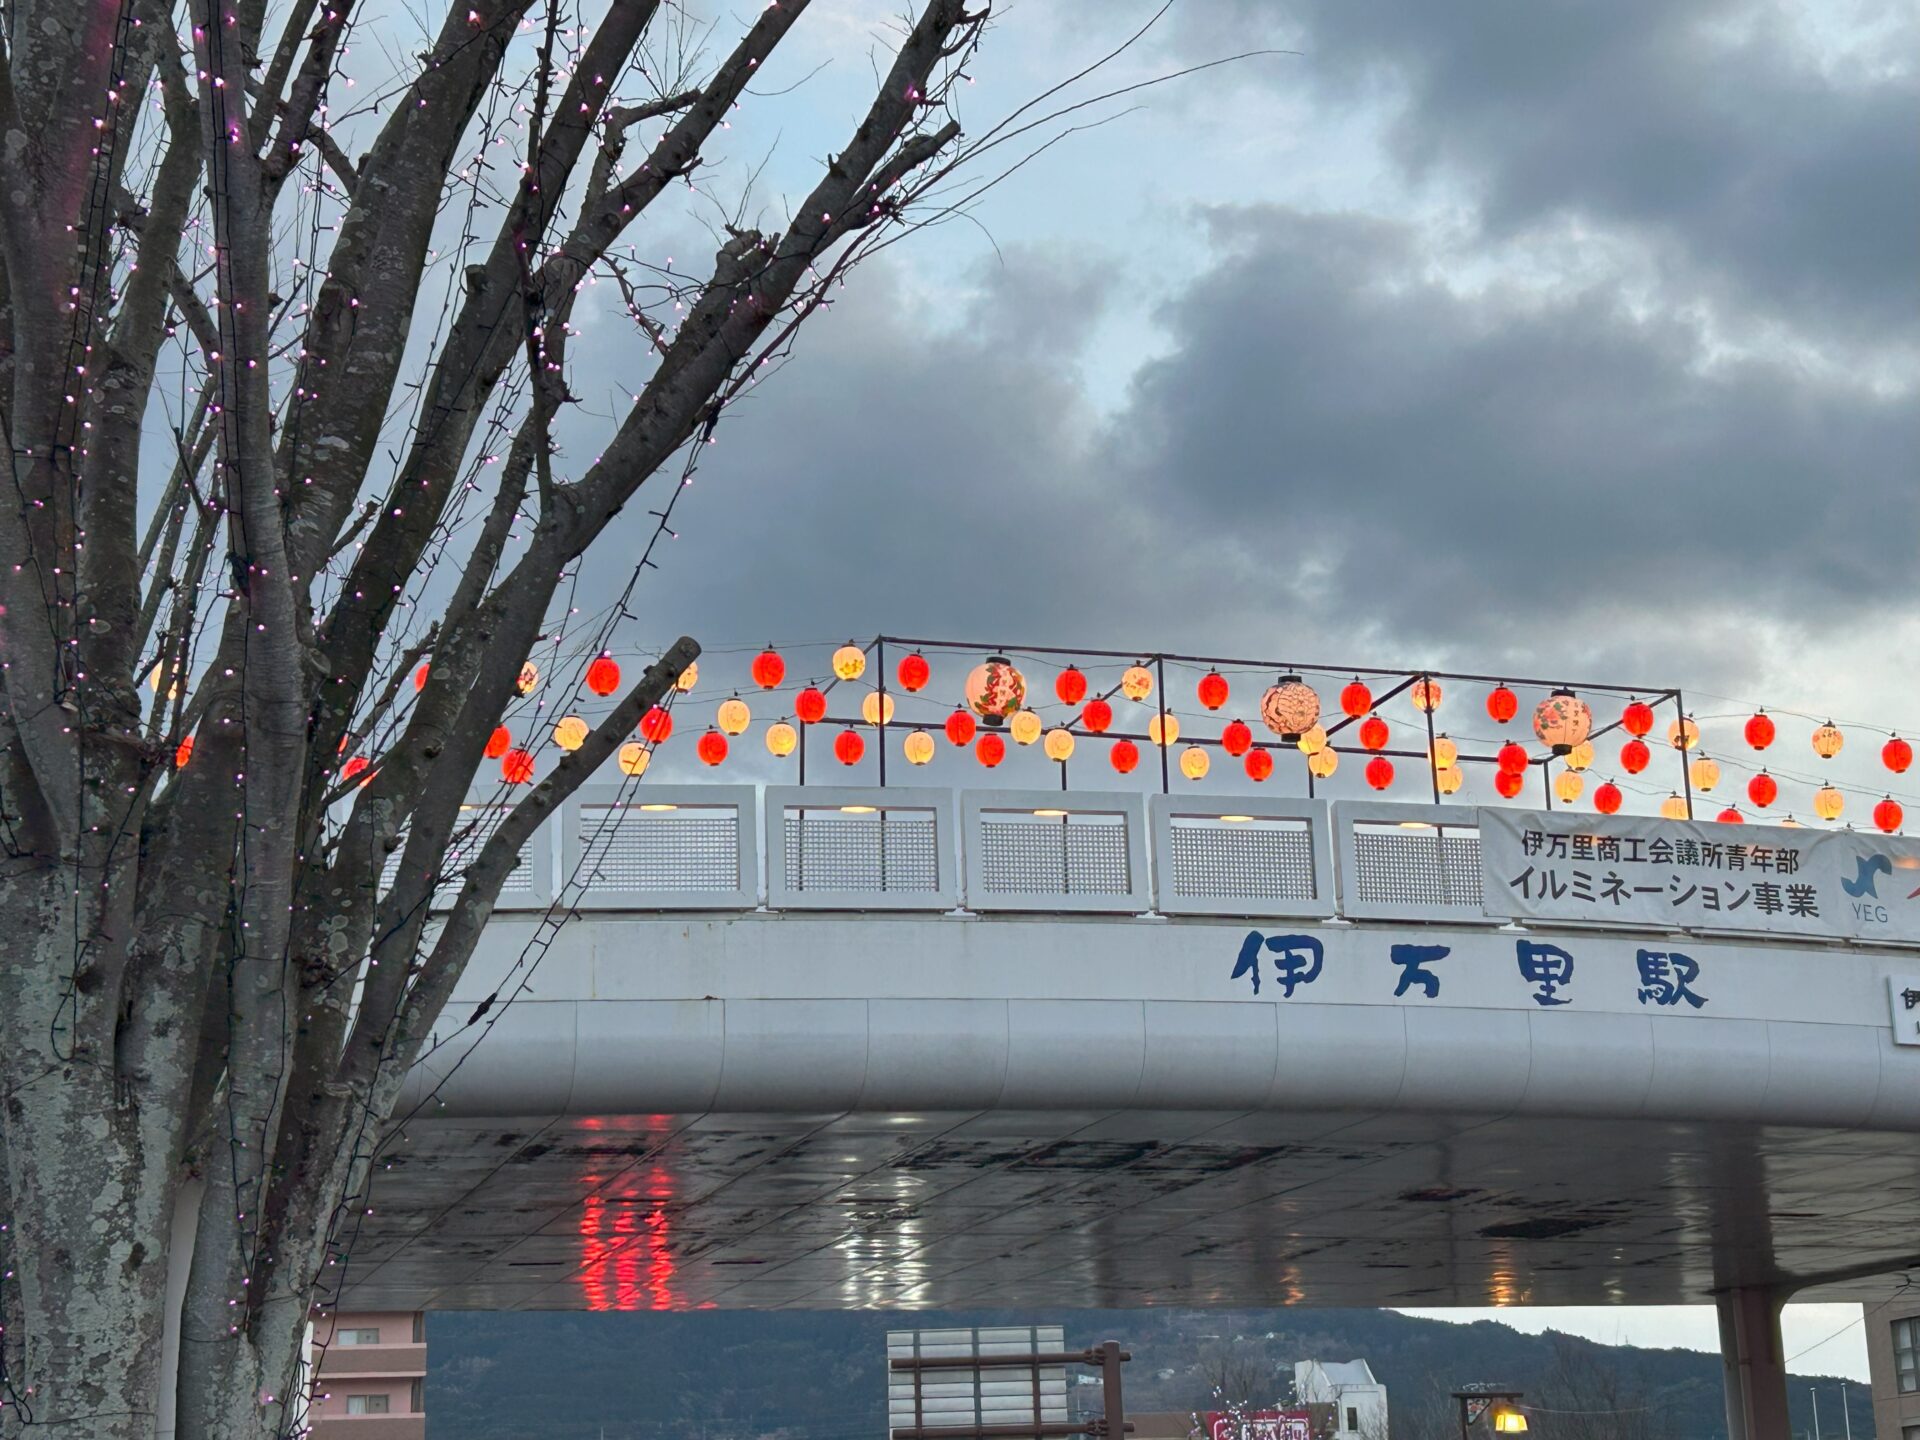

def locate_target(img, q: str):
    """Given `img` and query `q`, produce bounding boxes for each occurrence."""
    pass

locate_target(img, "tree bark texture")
[0,1,981,1433]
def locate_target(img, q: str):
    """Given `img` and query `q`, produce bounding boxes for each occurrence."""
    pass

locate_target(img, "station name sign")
[1478,808,1920,944]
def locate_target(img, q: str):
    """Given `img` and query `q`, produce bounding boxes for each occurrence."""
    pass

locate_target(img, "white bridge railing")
[414,783,1513,925]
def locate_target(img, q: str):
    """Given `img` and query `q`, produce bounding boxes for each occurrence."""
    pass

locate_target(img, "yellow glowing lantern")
[147,663,182,699]
[902,728,936,766]
[1811,721,1844,759]
[515,660,540,695]
[1120,664,1154,702]
[616,742,651,776]
[1688,754,1720,792]
[1668,714,1700,751]
[1148,713,1180,747]
[1010,709,1043,746]
[765,720,798,758]
[1814,784,1844,820]
[1660,792,1690,821]
[1492,1406,1529,1435]
[1179,745,1210,781]
[1437,764,1465,795]
[1430,734,1458,771]
[832,644,867,681]
[1297,724,1328,756]
[1411,677,1442,712]
[860,690,896,727]
[1779,815,1803,829]
[1566,740,1595,772]
[553,715,590,751]
[675,660,698,692]
[1309,747,1339,779]
[1554,769,1584,804]
[1043,727,1076,762]
[964,655,1027,725]
[717,695,752,736]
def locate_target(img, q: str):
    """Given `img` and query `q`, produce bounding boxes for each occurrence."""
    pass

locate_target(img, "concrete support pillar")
[1718,1286,1791,1440]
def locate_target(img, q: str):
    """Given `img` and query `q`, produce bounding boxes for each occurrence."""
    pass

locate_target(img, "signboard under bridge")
[1478,809,1920,944]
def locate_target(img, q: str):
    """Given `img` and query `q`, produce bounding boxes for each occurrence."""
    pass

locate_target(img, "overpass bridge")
[353,782,1919,1439]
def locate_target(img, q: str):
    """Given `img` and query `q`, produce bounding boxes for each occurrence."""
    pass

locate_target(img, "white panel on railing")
[960,789,1150,913]
[563,784,757,910]
[1332,800,1496,922]
[379,794,556,912]
[1148,795,1335,918]
[765,786,957,910]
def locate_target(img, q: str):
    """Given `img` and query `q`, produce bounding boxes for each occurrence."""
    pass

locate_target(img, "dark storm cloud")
[1182,0,1920,345]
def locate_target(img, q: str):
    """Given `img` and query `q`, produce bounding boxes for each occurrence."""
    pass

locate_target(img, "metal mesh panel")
[1168,818,1316,900]
[1352,825,1483,907]
[781,808,939,893]
[379,807,534,898]
[978,814,1131,895]
[575,805,739,893]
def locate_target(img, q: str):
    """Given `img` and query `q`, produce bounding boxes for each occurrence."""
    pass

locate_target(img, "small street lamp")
[1452,1389,1528,1440]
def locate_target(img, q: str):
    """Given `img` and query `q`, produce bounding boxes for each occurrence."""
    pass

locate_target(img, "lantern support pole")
[1540,758,1553,810]
[1422,672,1442,805]
[799,720,808,786]
[1155,654,1170,795]
[1676,688,1695,819]
[1060,759,1068,792]
[877,636,889,789]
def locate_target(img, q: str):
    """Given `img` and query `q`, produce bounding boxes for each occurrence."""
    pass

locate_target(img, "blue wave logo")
[1842,853,1893,898]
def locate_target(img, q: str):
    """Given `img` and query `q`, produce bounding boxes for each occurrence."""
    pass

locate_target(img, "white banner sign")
[1478,808,1920,944]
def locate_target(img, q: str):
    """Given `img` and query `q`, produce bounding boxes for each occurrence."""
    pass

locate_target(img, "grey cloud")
[1180,0,1920,347]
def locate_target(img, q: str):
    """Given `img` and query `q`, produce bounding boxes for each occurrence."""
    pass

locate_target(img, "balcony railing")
[405,783,1528,925]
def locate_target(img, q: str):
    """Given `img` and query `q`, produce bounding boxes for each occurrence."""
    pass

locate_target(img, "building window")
[345,1395,391,1415]
[411,1378,424,1413]
[413,1312,425,1344]
[337,1327,380,1346]
[1896,1317,1918,1393]
[1347,1409,1358,1433]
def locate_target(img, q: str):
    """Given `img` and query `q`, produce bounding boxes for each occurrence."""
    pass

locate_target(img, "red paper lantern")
[975,733,1006,768]
[1339,678,1372,718]
[834,728,865,766]
[1621,700,1655,737]
[1220,719,1253,757]
[1110,738,1139,774]
[795,686,827,724]
[1197,670,1230,711]
[945,709,976,746]
[1486,685,1518,724]
[1358,715,1389,751]
[586,654,621,697]
[1716,807,1744,825]
[1364,756,1395,791]
[750,649,785,689]
[413,663,430,693]
[1593,780,1623,815]
[1874,797,1904,834]
[484,725,512,759]
[1244,747,1274,782]
[1884,736,1913,774]
[1055,666,1088,705]
[639,706,673,743]
[1496,741,1529,775]
[342,755,371,782]
[697,730,729,766]
[501,748,535,784]
[1744,771,1777,808]
[1494,768,1524,799]
[1620,738,1651,774]
[897,652,930,693]
[1744,710,1775,750]
[1081,697,1113,734]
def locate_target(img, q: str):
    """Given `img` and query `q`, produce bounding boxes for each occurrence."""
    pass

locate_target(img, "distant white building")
[1294,1359,1388,1440]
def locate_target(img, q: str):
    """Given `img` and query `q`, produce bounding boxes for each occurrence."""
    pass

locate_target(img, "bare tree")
[0,1,1010,1434]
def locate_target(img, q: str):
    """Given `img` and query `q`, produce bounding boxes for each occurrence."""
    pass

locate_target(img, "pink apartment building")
[310,1310,427,1440]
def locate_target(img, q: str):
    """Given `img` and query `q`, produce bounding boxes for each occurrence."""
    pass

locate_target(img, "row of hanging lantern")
[378,643,1909,833]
